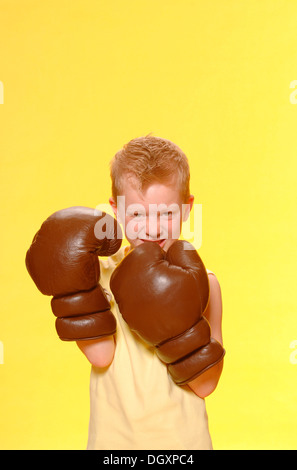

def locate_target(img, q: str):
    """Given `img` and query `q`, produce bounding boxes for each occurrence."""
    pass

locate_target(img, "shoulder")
[207,270,222,294]
[204,271,223,344]
[99,246,127,272]
[207,271,222,313]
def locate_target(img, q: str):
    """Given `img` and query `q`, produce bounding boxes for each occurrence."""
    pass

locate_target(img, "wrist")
[76,335,116,368]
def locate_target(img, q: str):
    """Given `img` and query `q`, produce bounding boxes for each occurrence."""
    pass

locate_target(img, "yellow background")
[1,0,297,450]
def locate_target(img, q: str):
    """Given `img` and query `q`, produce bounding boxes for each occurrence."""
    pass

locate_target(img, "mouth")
[140,239,167,248]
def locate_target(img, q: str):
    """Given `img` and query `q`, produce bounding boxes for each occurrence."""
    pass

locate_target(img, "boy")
[78,135,224,450]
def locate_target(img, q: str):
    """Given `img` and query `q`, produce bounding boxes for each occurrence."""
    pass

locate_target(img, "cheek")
[165,217,182,238]
[124,217,146,240]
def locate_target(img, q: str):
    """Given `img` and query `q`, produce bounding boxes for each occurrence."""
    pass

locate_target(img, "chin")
[130,238,176,251]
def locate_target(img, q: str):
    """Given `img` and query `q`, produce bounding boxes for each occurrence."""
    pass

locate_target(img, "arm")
[110,240,225,387]
[25,207,122,351]
[76,336,116,368]
[187,273,224,398]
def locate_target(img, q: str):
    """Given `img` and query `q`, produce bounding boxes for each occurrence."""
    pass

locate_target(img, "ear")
[182,195,194,222]
[109,197,118,218]
[109,196,126,225]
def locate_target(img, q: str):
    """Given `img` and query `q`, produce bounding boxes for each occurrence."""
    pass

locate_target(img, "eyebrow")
[126,203,180,216]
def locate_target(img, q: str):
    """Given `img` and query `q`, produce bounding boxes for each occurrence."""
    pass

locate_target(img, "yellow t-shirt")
[87,247,213,450]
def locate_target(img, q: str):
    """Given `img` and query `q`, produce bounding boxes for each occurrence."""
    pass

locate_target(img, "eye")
[126,203,146,219]
[161,211,173,218]
[133,211,143,218]
[127,210,145,219]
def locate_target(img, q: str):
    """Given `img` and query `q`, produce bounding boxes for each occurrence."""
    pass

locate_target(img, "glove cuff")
[51,285,116,341]
[167,338,226,385]
[51,285,110,317]
[155,316,211,364]
[55,309,117,341]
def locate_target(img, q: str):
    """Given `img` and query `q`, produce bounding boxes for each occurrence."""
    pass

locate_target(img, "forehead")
[120,176,183,207]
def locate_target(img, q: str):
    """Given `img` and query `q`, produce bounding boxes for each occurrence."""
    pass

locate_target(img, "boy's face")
[109,177,194,251]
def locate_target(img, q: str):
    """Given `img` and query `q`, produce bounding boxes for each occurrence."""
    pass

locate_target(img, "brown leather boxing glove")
[110,240,225,385]
[26,206,122,341]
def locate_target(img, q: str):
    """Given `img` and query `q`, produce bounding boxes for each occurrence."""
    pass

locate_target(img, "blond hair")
[110,135,190,201]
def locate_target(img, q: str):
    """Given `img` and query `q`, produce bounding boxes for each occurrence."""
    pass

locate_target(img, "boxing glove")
[110,240,225,385]
[26,206,122,341]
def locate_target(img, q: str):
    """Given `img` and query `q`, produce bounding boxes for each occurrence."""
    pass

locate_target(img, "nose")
[146,214,161,239]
